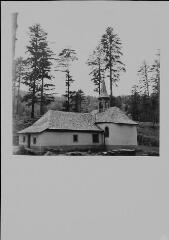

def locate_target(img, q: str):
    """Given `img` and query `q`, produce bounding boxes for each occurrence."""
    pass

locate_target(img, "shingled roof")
[18,110,103,134]
[18,106,137,134]
[91,107,138,125]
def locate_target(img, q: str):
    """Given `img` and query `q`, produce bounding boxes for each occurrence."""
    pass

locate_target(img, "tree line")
[13,23,159,123]
[128,51,160,123]
[13,24,126,118]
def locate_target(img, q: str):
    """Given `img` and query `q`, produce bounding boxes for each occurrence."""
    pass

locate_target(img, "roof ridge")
[18,109,103,134]
[49,110,92,116]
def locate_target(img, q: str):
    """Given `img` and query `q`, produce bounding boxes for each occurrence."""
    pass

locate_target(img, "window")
[99,102,103,112]
[105,126,109,138]
[23,136,25,142]
[92,134,99,143]
[33,137,36,144]
[73,134,78,142]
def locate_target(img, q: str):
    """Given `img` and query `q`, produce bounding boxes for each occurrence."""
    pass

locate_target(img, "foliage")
[128,51,160,123]
[56,48,78,70]
[56,48,78,111]
[87,44,105,94]
[62,90,76,112]
[22,24,55,118]
[86,27,126,105]
[137,61,151,96]
[71,89,87,112]
[137,122,159,147]
[101,27,126,102]
[37,37,55,115]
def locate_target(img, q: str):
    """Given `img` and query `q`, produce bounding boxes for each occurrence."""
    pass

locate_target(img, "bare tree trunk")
[110,64,113,106]
[12,13,18,117]
[98,61,101,95]
[12,60,17,116]
[31,38,38,119]
[79,96,81,113]
[40,76,44,115]
[16,75,21,115]
[109,47,113,107]
[110,65,112,97]
[144,65,149,97]
[67,71,70,112]
[31,80,35,119]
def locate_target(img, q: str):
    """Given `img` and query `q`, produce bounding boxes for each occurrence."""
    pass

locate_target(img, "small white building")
[18,80,138,152]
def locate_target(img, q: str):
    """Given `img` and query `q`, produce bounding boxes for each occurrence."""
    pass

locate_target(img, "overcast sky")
[12,1,162,96]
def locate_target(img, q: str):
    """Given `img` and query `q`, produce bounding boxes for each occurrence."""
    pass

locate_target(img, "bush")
[15,145,27,155]
[14,145,37,155]
[137,134,159,147]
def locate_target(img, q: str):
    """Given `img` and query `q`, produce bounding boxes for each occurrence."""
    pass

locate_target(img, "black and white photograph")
[1,2,169,240]
[10,2,161,156]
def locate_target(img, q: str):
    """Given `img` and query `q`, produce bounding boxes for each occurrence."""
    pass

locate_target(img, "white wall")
[97,123,137,146]
[19,134,41,147]
[19,124,137,148]
[19,134,28,147]
[38,131,103,147]
[19,131,103,147]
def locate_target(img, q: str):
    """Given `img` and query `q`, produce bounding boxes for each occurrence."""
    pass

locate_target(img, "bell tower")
[98,79,110,112]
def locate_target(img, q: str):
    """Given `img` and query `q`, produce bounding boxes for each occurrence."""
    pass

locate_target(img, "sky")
[12,1,162,97]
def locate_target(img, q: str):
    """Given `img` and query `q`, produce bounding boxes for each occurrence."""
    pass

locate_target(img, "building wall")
[19,131,103,148]
[97,123,137,146]
[19,133,41,147]
[19,124,137,151]
[39,131,103,146]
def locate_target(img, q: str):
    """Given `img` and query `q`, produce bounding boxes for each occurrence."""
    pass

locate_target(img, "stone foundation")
[18,144,137,155]
[26,144,105,154]
[105,145,137,151]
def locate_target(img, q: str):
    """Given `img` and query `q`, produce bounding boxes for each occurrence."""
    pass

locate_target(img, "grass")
[135,146,159,156]
[137,122,159,147]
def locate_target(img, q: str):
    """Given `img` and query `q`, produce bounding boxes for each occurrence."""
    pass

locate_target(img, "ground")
[137,122,159,147]
[13,145,159,156]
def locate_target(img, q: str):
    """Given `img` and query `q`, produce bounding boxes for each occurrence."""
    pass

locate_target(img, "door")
[27,134,31,148]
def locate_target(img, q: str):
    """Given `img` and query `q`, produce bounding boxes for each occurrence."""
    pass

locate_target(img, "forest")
[13,24,160,151]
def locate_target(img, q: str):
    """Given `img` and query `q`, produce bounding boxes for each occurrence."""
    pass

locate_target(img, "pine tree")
[150,51,160,96]
[37,40,55,115]
[129,85,140,121]
[22,24,55,118]
[56,48,78,111]
[62,73,75,111]
[22,24,44,118]
[87,44,105,94]
[137,61,152,121]
[138,61,151,96]
[150,50,160,123]
[71,89,86,112]
[101,27,126,105]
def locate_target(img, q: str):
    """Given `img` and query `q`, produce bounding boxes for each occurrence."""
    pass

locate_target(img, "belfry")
[98,79,110,112]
